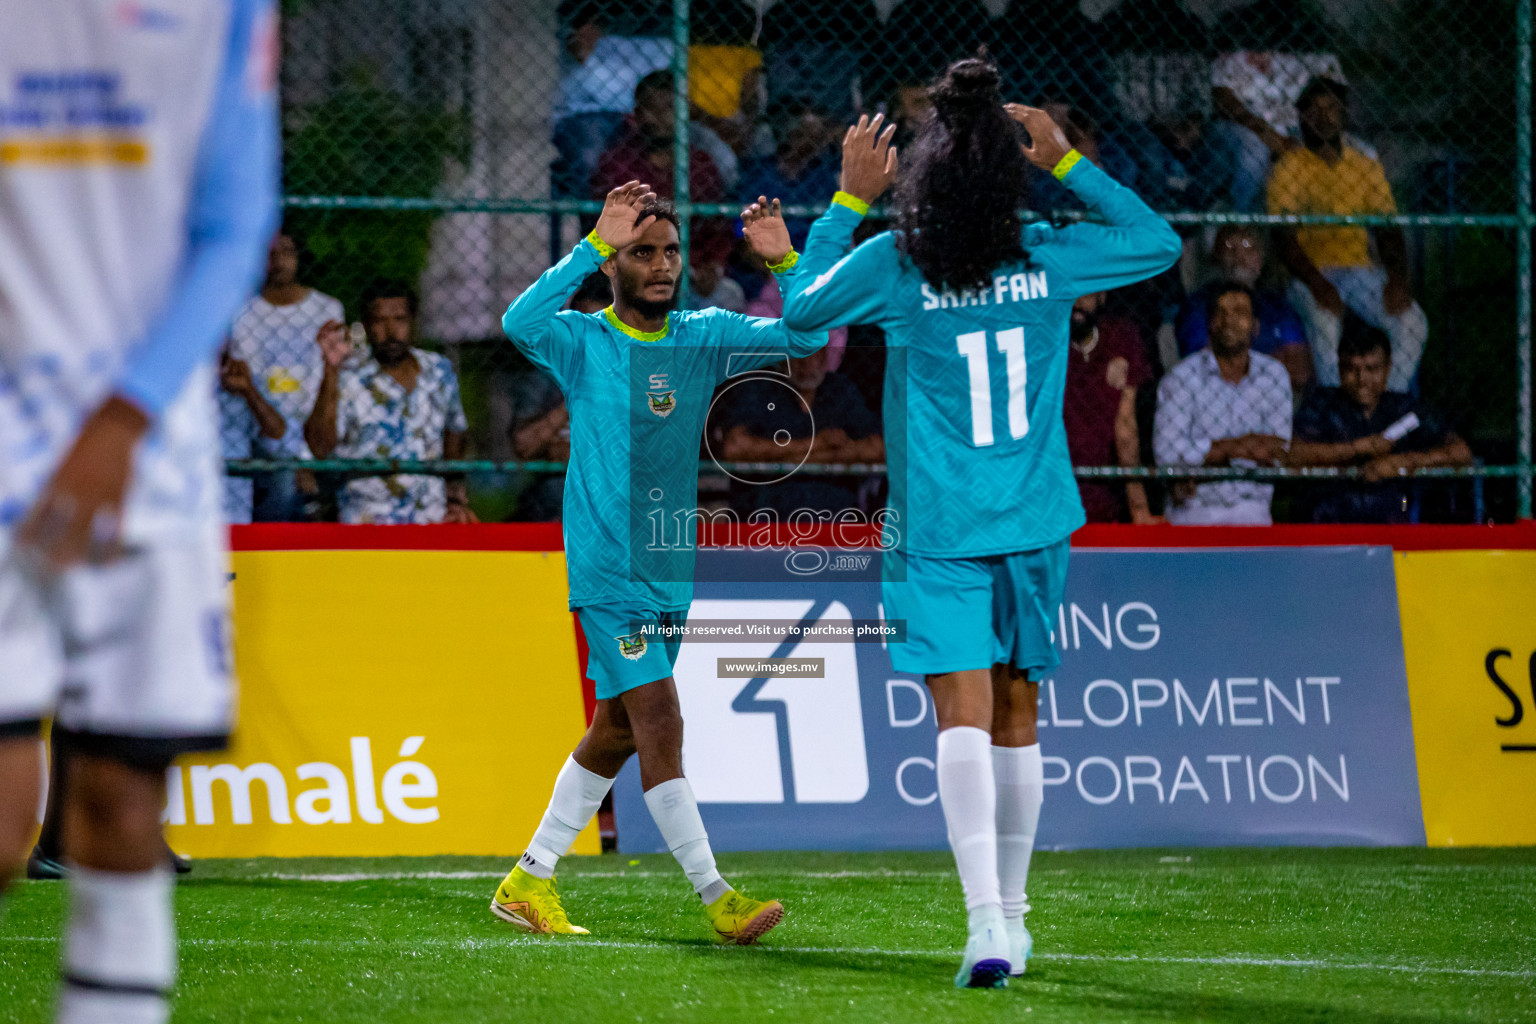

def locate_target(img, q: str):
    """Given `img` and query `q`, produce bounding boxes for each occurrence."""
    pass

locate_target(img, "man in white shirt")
[1155,282,1293,525]
[225,227,345,519]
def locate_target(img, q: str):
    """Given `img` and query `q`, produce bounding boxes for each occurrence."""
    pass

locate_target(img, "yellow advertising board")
[163,548,598,858]
[1396,550,1536,846]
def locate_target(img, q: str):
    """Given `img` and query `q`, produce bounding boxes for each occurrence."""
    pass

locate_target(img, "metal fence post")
[672,0,691,308]
[1519,0,1534,519]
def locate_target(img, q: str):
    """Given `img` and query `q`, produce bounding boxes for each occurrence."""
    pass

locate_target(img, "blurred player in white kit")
[0,2,278,1022]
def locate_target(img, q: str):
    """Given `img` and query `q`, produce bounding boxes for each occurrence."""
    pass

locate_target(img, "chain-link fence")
[223,0,1533,526]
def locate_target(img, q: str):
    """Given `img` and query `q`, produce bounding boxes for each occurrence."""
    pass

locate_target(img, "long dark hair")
[895,59,1030,293]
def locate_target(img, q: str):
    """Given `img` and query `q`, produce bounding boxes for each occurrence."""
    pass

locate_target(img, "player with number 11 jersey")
[783,60,1180,990]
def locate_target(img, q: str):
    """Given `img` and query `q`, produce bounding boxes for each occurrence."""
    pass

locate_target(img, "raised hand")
[1309,277,1346,318]
[220,352,256,397]
[1005,104,1073,172]
[1382,275,1413,317]
[592,180,659,252]
[741,195,792,265]
[839,113,899,205]
[315,319,350,369]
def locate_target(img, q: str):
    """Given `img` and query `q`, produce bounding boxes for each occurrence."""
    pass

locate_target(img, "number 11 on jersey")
[956,327,1027,447]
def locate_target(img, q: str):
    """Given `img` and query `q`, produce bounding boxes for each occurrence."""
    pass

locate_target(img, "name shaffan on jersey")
[784,160,1181,557]
[0,0,278,542]
[502,238,824,612]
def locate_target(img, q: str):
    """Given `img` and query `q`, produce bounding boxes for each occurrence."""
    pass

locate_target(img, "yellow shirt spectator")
[689,45,762,119]
[1266,144,1396,269]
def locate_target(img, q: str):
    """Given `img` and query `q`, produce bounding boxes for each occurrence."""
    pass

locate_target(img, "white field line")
[239,864,1536,884]
[2,933,1529,980]
[248,869,956,882]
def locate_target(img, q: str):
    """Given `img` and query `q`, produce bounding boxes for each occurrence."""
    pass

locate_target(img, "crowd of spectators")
[221,230,472,525]
[225,0,1478,526]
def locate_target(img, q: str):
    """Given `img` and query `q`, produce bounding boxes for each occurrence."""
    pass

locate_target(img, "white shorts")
[0,527,235,764]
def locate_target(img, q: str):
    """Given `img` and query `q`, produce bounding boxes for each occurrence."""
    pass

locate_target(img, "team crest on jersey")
[646,372,676,418]
[615,632,648,661]
[647,391,677,418]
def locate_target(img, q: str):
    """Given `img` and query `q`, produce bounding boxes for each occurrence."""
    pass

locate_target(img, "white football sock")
[57,865,174,1024]
[643,777,730,905]
[993,743,1044,920]
[521,756,615,879]
[936,726,1001,919]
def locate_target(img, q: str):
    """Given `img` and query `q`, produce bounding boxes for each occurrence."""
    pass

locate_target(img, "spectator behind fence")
[551,3,672,195]
[720,348,882,517]
[1155,282,1292,525]
[1288,324,1472,522]
[887,75,935,151]
[1177,225,1312,393]
[736,104,839,252]
[218,348,286,525]
[1269,77,1427,392]
[1210,0,1352,211]
[305,281,473,524]
[1144,110,1236,211]
[867,0,992,118]
[992,0,1117,125]
[509,274,610,521]
[688,0,765,162]
[593,70,728,200]
[1063,292,1161,524]
[688,230,748,313]
[224,228,344,520]
[757,0,875,120]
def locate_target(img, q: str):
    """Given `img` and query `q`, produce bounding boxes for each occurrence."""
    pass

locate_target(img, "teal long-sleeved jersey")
[782,156,1181,557]
[503,236,826,611]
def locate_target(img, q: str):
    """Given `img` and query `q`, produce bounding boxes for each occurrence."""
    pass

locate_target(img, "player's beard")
[627,290,676,321]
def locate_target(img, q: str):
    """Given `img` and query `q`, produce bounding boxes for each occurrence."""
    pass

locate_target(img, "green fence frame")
[277,0,1536,520]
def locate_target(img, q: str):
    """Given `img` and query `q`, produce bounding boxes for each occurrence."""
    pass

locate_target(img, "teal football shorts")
[882,538,1070,677]
[576,604,688,700]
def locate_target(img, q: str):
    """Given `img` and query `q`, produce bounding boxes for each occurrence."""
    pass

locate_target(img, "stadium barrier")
[128,523,1536,857]
[161,525,598,858]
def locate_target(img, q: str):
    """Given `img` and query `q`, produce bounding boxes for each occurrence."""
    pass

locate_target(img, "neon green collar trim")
[604,305,671,342]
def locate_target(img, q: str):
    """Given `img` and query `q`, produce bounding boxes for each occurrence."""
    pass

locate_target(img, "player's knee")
[636,708,684,757]
[0,738,42,879]
[627,703,684,762]
[992,678,1040,744]
[65,756,165,865]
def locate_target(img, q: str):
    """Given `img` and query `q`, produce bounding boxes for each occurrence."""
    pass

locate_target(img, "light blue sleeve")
[710,260,828,377]
[1046,159,1183,299]
[501,239,608,387]
[115,0,280,417]
[781,206,898,332]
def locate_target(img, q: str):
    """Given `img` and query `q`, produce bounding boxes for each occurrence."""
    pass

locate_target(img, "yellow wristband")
[1052,150,1085,181]
[766,250,799,273]
[831,191,870,216]
[585,230,616,259]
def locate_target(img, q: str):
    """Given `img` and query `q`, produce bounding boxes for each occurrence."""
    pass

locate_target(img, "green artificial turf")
[3,847,1533,1023]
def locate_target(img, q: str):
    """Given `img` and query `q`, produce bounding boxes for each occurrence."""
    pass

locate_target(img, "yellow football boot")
[489,865,589,935]
[704,889,784,945]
